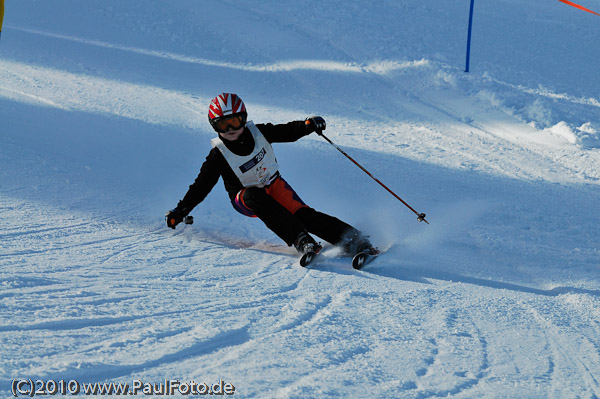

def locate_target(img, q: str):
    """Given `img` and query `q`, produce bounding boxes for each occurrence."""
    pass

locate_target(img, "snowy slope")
[1,1,599,398]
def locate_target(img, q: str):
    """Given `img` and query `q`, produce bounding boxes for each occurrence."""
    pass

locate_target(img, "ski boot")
[342,231,376,255]
[294,232,322,267]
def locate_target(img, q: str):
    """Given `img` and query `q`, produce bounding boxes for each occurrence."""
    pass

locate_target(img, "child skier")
[166,93,375,257]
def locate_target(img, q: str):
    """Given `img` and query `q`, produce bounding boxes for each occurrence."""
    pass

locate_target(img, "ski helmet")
[208,93,247,131]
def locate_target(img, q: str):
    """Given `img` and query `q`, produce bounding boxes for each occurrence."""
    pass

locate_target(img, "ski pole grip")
[184,215,194,224]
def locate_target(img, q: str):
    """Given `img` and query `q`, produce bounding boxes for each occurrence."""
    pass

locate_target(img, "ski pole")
[316,130,429,224]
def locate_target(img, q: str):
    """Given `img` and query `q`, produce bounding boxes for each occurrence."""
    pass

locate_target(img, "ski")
[299,250,321,267]
[300,246,381,269]
[351,248,380,270]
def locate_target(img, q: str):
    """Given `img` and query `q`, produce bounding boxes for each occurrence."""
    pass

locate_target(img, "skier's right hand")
[165,208,185,229]
[305,116,326,134]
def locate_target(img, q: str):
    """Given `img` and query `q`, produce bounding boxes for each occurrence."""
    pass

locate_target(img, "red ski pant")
[233,176,307,217]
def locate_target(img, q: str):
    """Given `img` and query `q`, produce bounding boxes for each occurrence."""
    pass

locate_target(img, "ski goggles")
[213,114,245,133]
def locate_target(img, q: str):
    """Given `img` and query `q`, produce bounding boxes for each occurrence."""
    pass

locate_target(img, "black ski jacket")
[177,121,313,214]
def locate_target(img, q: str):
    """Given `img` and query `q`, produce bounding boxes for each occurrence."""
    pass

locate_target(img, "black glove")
[305,116,326,134]
[165,208,185,229]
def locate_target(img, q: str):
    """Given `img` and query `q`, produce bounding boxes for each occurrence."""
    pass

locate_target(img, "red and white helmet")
[208,93,247,129]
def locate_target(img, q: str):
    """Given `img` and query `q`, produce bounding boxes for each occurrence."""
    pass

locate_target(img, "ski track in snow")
[2,1,600,398]
[2,198,599,397]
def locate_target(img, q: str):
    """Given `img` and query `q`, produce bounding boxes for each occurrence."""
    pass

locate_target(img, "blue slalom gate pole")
[465,0,475,72]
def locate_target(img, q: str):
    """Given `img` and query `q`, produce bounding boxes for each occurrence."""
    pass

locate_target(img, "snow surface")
[1,0,600,397]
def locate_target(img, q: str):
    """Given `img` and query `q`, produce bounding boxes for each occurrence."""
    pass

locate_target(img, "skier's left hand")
[305,116,326,134]
[165,208,185,229]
